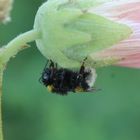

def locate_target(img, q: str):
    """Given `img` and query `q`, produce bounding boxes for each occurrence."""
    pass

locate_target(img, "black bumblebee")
[39,59,97,95]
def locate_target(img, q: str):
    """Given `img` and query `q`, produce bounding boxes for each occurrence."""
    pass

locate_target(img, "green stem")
[0,70,3,140]
[0,29,41,68]
[0,29,41,140]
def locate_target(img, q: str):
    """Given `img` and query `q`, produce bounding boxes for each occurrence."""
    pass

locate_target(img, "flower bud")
[34,0,136,69]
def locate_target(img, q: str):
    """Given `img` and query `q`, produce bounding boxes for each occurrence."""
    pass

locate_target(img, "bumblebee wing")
[87,87,102,93]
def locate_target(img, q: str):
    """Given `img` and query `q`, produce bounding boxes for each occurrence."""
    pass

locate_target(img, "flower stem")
[0,29,41,140]
[0,29,41,68]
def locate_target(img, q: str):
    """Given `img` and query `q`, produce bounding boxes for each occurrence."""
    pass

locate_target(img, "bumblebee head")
[41,68,55,87]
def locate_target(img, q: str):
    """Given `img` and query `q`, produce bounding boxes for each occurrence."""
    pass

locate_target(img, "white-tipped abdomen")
[85,67,97,88]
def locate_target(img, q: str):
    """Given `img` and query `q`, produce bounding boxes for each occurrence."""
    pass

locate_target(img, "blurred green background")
[1,0,140,140]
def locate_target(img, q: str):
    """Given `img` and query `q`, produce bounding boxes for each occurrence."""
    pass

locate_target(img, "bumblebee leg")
[43,59,49,71]
[76,57,90,91]
[55,63,58,69]
[79,57,87,74]
[77,58,87,83]
[49,59,55,68]
[59,70,65,88]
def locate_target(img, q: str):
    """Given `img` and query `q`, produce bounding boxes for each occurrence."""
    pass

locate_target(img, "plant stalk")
[0,29,41,140]
[0,29,41,67]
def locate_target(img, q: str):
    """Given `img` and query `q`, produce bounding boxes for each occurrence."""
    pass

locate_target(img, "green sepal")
[64,13,132,63]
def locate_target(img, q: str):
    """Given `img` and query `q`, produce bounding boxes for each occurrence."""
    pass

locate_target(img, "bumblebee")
[39,59,97,95]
